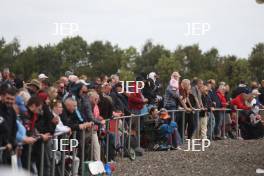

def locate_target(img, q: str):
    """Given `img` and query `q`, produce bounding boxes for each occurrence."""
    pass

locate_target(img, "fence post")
[72,131,77,175]
[210,110,213,141]
[236,109,239,139]
[81,130,85,176]
[182,111,185,143]
[27,144,32,173]
[90,127,94,161]
[196,110,200,138]
[137,115,141,148]
[51,136,57,176]
[121,118,125,158]
[128,117,132,151]
[115,119,118,148]
[40,141,45,176]
[223,110,226,138]
[172,111,175,122]
[106,120,110,162]
[61,134,66,176]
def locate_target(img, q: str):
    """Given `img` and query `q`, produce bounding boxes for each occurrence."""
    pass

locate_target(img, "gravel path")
[115,139,264,176]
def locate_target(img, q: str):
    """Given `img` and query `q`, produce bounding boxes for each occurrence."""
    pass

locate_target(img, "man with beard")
[0,87,17,165]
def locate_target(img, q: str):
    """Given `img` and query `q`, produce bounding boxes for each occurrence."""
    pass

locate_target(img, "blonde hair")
[47,86,58,100]
[88,90,99,99]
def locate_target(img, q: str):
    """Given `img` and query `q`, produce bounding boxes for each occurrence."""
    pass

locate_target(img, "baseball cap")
[16,96,27,113]
[252,89,261,97]
[38,73,48,80]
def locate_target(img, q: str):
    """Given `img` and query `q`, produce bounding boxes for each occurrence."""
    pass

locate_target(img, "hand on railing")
[5,143,12,151]
[185,107,192,112]
[23,136,37,145]
[79,122,93,130]
[40,133,52,142]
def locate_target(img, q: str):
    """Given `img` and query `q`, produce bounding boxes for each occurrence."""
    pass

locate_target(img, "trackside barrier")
[106,109,234,158]
[2,108,264,176]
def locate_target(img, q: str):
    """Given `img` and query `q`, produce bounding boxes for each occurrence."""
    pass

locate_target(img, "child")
[156,108,182,150]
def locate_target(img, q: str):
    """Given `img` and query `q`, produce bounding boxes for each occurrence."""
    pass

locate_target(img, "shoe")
[176,146,183,150]
[153,144,159,151]
[214,136,222,140]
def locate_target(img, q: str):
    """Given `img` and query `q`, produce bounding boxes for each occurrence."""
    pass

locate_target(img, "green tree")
[57,36,89,73]
[0,38,20,69]
[135,40,170,76]
[87,41,123,77]
[156,54,181,86]
[13,47,37,81]
[118,47,138,81]
[248,43,264,82]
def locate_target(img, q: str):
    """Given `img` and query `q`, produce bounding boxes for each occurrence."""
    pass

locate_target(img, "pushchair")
[107,118,136,160]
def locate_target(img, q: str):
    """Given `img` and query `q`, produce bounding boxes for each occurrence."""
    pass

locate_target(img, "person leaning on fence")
[191,79,204,139]
[98,81,114,120]
[50,99,71,134]
[193,84,207,139]
[201,85,215,139]
[19,96,53,175]
[0,87,17,165]
[88,91,105,161]
[163,74,180,114]
[185,84,197,139]
[97,82,119,161]
[110,82,131,116]
[128,77,149,115]
[207,79,222,140]
[128,79,148,135]
[60,97,92,174]
[178,79,193,139]
[215,84,228,139]
[14,96,37,168]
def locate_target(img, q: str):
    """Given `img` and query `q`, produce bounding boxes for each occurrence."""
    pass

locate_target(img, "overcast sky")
[0,0,263,58]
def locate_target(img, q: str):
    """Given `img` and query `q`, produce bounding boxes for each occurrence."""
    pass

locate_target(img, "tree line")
[0,36,263,89]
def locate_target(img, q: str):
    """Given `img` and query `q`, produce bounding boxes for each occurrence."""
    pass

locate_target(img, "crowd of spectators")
[0,68,264,175]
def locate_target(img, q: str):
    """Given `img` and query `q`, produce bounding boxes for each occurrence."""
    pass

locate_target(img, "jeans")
[214,111,224,137]
[207,112,215,139]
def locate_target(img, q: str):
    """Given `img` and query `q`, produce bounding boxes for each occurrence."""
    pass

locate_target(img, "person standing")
[0,87,17,165]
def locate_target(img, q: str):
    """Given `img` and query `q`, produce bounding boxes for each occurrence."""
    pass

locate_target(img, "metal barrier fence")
[1,108,264,176]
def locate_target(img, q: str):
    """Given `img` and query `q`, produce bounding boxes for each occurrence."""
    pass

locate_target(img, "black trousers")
[184,112,195,139]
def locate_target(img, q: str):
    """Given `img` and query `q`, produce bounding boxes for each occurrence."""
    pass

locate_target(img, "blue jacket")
[208,89,222,108]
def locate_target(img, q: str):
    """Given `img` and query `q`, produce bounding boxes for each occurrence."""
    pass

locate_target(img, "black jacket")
[0,102,17,147]
[68,83,101,125]
[60,108,81,131]
[110,91,131,116]
[35,103,56,134]
[142,78,157,105]
[98,93,114,119]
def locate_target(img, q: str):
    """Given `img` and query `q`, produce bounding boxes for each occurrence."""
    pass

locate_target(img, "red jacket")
[128,82,145,110]
[230,94,251,110]
[216,91,227,107]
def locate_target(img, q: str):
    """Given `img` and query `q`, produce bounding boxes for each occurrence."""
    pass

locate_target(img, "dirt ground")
[114,139,264,176]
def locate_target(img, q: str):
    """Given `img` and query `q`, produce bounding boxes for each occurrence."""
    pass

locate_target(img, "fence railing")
[1,108,263,176]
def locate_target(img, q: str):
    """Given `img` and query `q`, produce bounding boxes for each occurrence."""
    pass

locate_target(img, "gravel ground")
[114,139,264,176]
